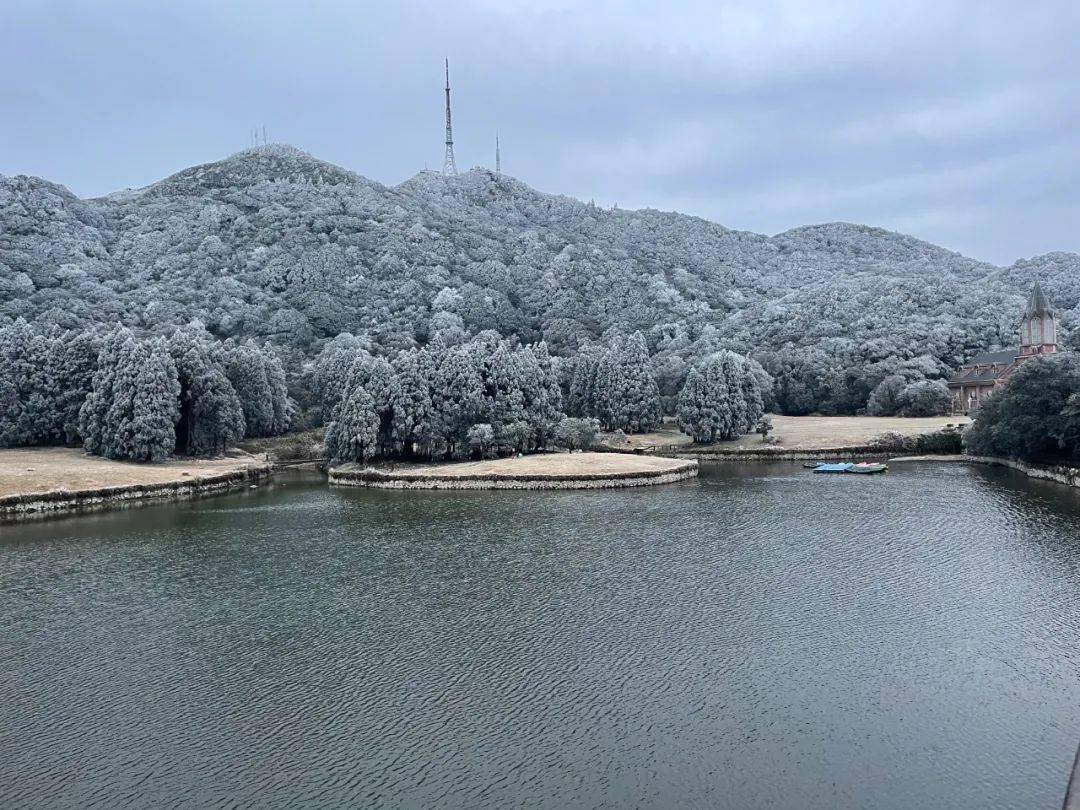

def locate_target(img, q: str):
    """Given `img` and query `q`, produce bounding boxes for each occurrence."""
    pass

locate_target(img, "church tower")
[1018,280,1057,358]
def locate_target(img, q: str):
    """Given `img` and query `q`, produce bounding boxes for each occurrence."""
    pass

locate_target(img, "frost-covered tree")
[554,417,599,450]
[467,423,496,458]
[677,351,763,443]
[223,340,293,438]
[3,144,1078,425]
[0,320,52,446]
[391,349,436,457]
[224,341,275,437]
[124,341,182,462]
[896,380,951,417]
[52,330,102,444]
[866,375,909,417]
[325,385,380,463]
[187,364,246,455]
[79,327,130,457]
[79,334,180,462]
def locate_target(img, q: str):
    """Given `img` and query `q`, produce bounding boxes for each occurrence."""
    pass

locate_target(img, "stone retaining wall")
[329,460,698,490]
[670,446,885,461]
[890,454,1080,488]
[0,464,272,520]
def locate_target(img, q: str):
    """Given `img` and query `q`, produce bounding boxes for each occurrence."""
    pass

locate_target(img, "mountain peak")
[140,143,365,198]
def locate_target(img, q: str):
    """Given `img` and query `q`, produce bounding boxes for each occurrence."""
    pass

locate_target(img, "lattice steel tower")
[495,133,501,174]
[442,59,458,176]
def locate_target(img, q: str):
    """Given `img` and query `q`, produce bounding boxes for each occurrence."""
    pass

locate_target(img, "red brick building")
[947,282,1058,414]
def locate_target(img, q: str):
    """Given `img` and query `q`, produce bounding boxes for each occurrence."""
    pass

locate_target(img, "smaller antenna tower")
[495,133,501,174]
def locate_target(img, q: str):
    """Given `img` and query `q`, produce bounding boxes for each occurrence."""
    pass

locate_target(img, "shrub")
[869,427,964,455]
[554,417,600,451]
[896,380,951,417]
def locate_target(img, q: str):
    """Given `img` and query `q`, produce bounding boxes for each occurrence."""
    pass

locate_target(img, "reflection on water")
[2,462,1080,809]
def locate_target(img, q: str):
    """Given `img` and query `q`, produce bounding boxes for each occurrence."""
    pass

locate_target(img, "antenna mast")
[442,58,458,176]
[495,133,501,174]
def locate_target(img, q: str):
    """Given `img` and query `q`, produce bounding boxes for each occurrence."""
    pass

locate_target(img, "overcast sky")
[3,0,1077,264]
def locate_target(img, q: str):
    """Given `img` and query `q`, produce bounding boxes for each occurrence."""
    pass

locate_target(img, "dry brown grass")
[340,451,689,479]
[0,447,266,498]
[614,414,969,452]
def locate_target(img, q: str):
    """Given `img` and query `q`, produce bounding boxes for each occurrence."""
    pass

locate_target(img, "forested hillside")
[3,143,1078,417]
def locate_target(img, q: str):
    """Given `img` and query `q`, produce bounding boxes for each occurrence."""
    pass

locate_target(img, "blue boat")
[811,463,854,473]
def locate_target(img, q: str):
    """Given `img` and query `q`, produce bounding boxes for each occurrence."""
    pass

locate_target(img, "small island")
[329,452,698,490]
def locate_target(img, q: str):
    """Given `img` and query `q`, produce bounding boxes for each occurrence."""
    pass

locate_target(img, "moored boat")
[812,462,854,473]
[808,462,888,474]
[848,462,888,474]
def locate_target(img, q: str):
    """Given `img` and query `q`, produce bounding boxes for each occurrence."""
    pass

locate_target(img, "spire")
[1025,280,1053,318]
[495,133,501,174]
[442,58,457,176]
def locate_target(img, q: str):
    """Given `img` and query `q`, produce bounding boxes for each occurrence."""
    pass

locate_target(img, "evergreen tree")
[677,351,763,442]
[224,341,275,437]
[53,330,102,445]
[608,332,662,432]
[187,365,245,455]
[391,349,436,457]
[326,385,380,463]
[567,346,602,417]
[79,327,130,456]
[125,341,182,462]
[524,342,564,450]
[263,345,295,435]
[432,344,485,458]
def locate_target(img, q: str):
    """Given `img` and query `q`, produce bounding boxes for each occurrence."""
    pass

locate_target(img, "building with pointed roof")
[947,281,1058,414]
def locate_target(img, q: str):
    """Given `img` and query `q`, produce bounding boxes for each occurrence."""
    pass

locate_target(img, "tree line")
[0,320,293,461]
[3,145,1074,422]
[313,329,780,463]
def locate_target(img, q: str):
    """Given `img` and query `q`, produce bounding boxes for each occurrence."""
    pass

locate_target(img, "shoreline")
[0,449,273,521]
[329,453,698,490]
[889,454,1080,489]
[668,445,890,461]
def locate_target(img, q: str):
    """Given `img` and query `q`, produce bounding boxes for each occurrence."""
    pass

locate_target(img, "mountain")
[2,144,1077,413]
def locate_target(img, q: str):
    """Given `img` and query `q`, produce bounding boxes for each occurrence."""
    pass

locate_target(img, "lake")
[3,461,1080,809]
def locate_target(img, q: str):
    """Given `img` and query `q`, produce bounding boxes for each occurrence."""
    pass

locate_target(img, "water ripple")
[2,461,1080,808]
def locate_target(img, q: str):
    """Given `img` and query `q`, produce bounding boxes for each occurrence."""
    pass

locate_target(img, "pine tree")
[326,385,380,462]
[224,341,275,437]
[524,342,564,450]
[79,327,130,456]
[263,345,295,435]
[604,332,661,433]
[126,341,181,462]
[54,330,102,445]
[187,365,245,455]
[677,351,762,442]
[391,349,436,457]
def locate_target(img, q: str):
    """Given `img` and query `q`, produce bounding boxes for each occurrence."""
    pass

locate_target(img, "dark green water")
[3,462,1080,809]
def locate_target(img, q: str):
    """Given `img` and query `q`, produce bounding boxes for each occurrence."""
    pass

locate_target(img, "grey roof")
[1024,281,1054,318]
[948,350,1017,385]
[964,349,1016,366]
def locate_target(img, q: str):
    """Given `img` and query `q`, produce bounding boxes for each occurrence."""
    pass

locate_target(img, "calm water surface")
[3,462,1080,809]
